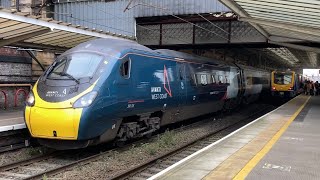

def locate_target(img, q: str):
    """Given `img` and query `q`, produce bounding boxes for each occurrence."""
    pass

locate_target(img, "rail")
[0,103,276,179]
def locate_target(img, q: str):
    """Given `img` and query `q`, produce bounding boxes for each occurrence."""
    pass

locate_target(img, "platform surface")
[247,96,320,179]
[0,109,25,132]
[150,95,315,180]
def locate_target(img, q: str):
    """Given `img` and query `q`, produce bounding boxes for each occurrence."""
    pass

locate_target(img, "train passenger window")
[207,74,213,84]
[198,74,208,85]
[211,75,216,84]
[202,75,208,85]
[193,74,197,86]
[195,74,208,85]
[120,59,131,79]
[225,76,229,84]
[218,75,224,84]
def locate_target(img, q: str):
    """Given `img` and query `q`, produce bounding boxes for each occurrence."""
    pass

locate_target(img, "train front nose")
[26,107,83,139]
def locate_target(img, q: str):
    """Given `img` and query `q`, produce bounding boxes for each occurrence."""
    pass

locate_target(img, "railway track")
[111,105,274,180]
[0,103,275,180]
[0,129,30,153]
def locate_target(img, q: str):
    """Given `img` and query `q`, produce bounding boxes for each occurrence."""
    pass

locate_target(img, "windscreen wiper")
[43,61,57,79]
[53,72,80,84]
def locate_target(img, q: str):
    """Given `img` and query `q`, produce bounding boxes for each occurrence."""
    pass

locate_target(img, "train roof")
[272,70,296,73]
[61,38,269,71]
[62,38,152,57]
[62,38,230,66]
[153,49,231,66]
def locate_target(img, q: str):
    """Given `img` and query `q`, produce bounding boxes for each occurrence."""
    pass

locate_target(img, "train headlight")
[73,91,98,108]
[26,91,35,107]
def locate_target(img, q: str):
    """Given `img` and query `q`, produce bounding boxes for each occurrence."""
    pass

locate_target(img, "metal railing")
[0,84,32,109]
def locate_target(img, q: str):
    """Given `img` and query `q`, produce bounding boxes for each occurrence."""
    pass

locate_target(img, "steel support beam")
[269,41,320,54]
[218,0,269,39]
[240,17,320,38]
[0,29,51,47]
[26,50,46,71]
[269,35,304,43]
[159,23,162,46]
[13,42,66,52]
[306,51,318,67]
[0,10,132,40]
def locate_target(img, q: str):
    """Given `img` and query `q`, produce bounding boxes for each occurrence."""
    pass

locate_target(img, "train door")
[237,68,245,101]
[115,57,133,112]
[176,62,187,121]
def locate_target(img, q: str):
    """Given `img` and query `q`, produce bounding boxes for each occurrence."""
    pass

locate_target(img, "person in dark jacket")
[315,81,319,96]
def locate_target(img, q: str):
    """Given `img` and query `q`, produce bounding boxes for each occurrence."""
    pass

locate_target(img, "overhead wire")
[50,1,292,67]
[46,2,191,44]
[127,0,295,67]
[124,1,285,67]
[83,3,191,44]
[132,1,291,67]
[195,13,295,66]
[45,11,135,36]
[126,2,230,42]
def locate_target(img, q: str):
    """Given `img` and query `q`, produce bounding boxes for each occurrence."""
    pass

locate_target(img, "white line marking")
[0,123,26,132]
[262,163,291,172]
[147,101,289,180]
[282,136,303,141]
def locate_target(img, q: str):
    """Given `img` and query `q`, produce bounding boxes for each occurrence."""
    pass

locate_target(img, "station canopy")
[0,8,135,52]
[220,0,320,68]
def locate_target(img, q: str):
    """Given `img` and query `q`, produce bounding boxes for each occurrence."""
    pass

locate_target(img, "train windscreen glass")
[47,53,103,79]
[274,73,293,85]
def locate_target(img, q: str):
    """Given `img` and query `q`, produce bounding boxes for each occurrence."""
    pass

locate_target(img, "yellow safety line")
[233,96,311,180]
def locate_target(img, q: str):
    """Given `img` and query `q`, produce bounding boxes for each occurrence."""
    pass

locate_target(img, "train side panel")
[175,63,229,122]
[242,67,270,103]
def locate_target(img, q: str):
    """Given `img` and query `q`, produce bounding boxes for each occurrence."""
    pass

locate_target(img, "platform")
[0,109,25,132]
[149,95,317,180]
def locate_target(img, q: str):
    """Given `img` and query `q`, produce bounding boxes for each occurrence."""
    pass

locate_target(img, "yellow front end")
[25,81,96,140]
[271,71,295,92]
[25,106,82,139]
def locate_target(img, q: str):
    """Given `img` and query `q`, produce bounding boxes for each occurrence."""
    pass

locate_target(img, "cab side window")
[120,59,131,79]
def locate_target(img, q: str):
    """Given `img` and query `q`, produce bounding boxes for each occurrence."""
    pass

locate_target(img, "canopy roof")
[219,0,320,67]
[0,8,135,51]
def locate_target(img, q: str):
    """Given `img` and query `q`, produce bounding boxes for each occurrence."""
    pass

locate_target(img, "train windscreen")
[47,52,103,80]
[274,73,293,85]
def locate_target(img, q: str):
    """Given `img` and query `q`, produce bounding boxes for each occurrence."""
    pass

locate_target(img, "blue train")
[24,38,271,149]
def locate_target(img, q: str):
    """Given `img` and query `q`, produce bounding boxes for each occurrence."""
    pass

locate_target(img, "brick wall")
[32,51,55,81]
[0,47,55,109]
[0,87,30,109]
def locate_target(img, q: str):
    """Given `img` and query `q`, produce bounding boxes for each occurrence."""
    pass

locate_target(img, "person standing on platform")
[310,81,314,96]
[306,81,311,95]
[315,81,319,96]
[304,80,308,95]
